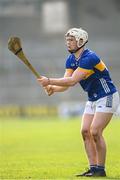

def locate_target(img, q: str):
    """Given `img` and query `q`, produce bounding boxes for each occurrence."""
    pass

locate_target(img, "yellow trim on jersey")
[66,68,74,73]
[78,67,95,79]
[95,60,106,71]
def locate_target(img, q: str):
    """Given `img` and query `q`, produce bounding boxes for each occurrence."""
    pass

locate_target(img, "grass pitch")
[0,116,120,179]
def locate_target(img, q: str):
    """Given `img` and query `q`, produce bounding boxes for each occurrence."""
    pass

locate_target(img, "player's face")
[66,36,78,53]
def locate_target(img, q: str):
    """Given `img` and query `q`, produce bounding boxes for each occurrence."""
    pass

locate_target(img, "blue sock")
[90,164,98,172]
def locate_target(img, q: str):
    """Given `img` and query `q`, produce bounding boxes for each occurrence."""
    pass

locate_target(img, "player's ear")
[79,38,83,46]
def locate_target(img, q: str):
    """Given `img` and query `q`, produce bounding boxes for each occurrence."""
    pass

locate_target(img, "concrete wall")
[0,0,120,105]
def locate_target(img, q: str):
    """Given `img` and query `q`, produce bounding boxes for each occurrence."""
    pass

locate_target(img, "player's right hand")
[44,85,54,96]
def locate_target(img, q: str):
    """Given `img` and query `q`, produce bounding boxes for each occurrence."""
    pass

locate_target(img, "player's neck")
[74,47,84,59]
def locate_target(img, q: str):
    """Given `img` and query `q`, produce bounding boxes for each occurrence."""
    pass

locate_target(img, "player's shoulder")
[79,49,101,69]
[81,49,100,64]
[82,49,100,60]
[66,53,75,63]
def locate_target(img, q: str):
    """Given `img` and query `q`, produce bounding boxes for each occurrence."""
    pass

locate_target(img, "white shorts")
[84,92,120,114]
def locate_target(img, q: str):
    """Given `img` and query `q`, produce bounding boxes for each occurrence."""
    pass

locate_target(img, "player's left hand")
[44,85,54,96]
[37,76,50,87]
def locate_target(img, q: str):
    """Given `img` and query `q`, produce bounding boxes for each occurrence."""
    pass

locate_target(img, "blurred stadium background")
[0,0,120,117]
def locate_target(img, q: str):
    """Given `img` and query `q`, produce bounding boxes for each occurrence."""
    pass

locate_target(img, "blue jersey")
[66,49,117,101]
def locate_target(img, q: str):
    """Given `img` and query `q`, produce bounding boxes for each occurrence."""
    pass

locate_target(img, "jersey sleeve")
[79,53,100,71]
[65,55,73,69]
[66,58,71,69]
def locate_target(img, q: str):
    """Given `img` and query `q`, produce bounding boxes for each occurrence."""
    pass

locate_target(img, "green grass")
[0,116,120,179]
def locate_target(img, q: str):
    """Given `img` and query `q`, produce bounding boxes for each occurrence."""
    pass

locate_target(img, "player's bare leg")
[91,112,113,165]
[76,114,97,177]
[85,112,113,177]
[81,114,97,165]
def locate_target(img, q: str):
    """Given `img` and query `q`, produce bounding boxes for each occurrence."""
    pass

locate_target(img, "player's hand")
[44,85,54,96]
[37,76,50,87]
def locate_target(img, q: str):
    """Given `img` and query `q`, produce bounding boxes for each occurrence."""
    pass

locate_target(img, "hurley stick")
[8,37,41,78]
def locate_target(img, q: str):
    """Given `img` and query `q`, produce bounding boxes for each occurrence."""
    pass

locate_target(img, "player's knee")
[81,128,90,140]
[90,128,100,142]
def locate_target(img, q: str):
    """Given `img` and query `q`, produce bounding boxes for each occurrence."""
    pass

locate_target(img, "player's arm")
[44,69,73,95]
[51,69,74,92]
[48,68,87,86]
[38,67,88,87]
